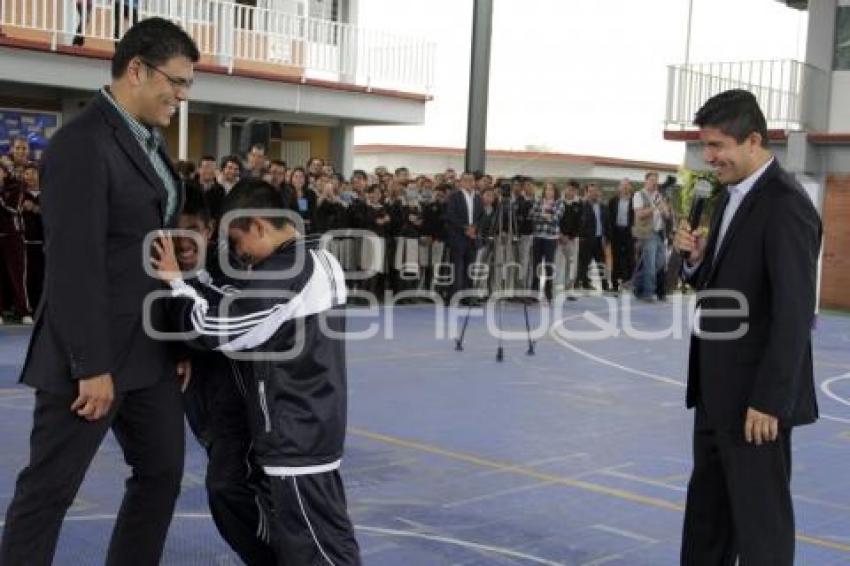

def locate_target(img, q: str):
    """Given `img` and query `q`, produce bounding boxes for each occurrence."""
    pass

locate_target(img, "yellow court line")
[349,427,683,512]
[348,427,850,554]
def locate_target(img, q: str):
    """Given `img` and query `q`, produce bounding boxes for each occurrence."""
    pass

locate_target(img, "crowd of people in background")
[0,137,683,324]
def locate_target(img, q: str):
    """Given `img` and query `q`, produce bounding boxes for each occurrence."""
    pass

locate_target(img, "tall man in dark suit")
[445,171,484,300]
[675,89,821,566]
[576,183,610,291]
[0,19,199,566]
[607,178,635,292]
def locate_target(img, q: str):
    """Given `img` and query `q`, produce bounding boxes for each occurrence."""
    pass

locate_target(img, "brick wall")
[821,175,850,310]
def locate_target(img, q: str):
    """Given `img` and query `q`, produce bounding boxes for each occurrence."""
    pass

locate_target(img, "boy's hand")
[151,232,182,283]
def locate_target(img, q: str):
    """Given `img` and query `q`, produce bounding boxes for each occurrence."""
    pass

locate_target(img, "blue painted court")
[2,295,850,565]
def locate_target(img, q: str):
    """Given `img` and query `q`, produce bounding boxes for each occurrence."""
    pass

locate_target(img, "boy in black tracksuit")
[155,179,360,565]
[175,186,276,565]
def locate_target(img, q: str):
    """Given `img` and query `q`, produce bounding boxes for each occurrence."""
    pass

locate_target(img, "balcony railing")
[0,0,436,95]
[665,59,828,132]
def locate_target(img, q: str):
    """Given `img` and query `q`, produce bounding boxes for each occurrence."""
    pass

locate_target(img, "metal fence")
[665,59,828,131]
[1,0,435,94]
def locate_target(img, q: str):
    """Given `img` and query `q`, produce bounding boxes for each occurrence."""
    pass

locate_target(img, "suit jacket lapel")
[704,160,779,285]
[95,94,168,223]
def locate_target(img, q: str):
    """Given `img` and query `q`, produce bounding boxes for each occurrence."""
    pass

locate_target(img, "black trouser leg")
[105,377,185,566]
[577,238,591,289]
[682,423,795,566]
[207,438,276,565]
[268,473,361,566]
[1,390,116,566]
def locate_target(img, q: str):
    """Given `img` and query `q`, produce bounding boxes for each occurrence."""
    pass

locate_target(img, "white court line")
[442,480,557,509]
[552,316,850,425]
[356,525,568,566]
[0,513,568,564]
[590,524,659,544]
[821,373,850,408]
[600,470,687,493]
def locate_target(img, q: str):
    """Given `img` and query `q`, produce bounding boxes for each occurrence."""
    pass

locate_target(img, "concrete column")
[330,123,354,178]
[465,0,493,174]
[178,101,189,161]
[217,117,232,159]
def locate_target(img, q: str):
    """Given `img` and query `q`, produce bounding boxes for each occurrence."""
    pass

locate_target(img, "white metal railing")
[665,59,828,131]
[0,0,435,94]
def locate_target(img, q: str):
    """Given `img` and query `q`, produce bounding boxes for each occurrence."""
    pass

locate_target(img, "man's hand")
[465,225,477,239]
[744,407,779,445]
[22,200,34,212]
[176,359,192,393]
[71,373,114,421]
[673,220,708,264]
[151,232,181,283]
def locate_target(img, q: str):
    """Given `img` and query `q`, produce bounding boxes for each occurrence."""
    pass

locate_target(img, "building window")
[836,6,850,70]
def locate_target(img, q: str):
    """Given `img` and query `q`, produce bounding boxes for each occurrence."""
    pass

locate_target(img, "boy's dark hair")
[111,18,199,79]
[434,183,451,193]
[269,159,287,169]
[181,182,212,225]
[352,169,367,180]
[222,178,290,231]
[566,180,580,190]
[220,155,243,171]
[23,161,39,173]
[693,89,769,148]
[199,155,217,165]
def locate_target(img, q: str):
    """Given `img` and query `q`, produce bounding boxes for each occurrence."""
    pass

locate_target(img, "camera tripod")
[455,191,536,361]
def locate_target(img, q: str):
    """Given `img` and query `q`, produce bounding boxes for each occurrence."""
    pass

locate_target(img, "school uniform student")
[153,179,360,565]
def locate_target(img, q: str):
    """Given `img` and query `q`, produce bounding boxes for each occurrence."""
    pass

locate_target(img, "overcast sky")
[353,0,808,166]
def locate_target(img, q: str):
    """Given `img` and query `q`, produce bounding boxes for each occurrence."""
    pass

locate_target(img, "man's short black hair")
[199,155,217,165]
[352,169,367,180]
[111,17,199,79]
[222,178,290,231]
[566,180,580,190]
[269,159,287,169]
[181,182,211,225]
[693,89,769,148]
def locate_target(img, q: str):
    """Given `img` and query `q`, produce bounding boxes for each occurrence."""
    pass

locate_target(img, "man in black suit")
[607,178,635,292]
[576,183,610,291]
[445,171,484,300]
[675,89,821,566]
[0,19,199,566]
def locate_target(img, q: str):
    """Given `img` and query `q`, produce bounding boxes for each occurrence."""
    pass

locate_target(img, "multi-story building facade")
[0,0,435,175]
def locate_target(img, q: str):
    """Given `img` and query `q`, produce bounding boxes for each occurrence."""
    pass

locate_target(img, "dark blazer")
[20,91,183,394]
[684,159,821,429]
[607,195,634,234]
[444,188,483,247]
[579,200,610,240]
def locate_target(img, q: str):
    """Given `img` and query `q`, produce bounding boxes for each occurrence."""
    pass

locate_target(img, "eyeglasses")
[140,59,194,91]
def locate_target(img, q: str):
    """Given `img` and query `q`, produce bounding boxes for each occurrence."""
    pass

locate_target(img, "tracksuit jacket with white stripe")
[167,238,350,476]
